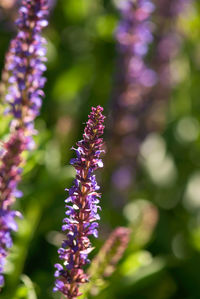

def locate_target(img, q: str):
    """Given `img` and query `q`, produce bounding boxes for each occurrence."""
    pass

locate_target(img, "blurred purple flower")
[106,0,156,206]
[0,0,49,286]
[0,130,26,286]
[54,106,105,298]
[0,130,27,208]
[106,0,190,207]
[115,0,156,88]
[3,0,48,145]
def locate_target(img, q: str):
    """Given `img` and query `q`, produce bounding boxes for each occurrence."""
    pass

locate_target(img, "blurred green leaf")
[52,63,93,102]
[95,15,117,40]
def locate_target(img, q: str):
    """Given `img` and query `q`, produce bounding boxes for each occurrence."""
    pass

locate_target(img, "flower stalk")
[54,106,105,299]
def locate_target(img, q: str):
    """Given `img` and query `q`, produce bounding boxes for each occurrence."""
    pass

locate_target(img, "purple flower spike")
[0,0,49,286]
[2,0,48,144]
[0,130,27,208]
[54,106,105,299]
[0,130,26,286]
[107,0,156,207]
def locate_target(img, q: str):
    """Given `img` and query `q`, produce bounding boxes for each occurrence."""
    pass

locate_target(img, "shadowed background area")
[0,0,200,298]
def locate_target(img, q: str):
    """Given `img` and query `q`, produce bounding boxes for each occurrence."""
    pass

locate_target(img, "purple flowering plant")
[0,130,26,286]
[106,0,156,208]
[107,0,188,208]
[3,0,48,143]
[54,106,105,298]
[0,0,48,287]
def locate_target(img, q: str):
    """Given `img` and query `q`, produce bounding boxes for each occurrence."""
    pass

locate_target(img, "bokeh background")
[1,0,200,298]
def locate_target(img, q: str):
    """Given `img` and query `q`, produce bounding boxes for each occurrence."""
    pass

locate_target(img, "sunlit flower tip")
[54,106,105,298]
